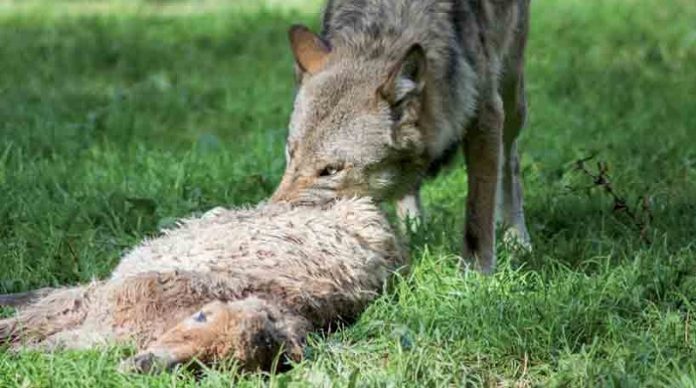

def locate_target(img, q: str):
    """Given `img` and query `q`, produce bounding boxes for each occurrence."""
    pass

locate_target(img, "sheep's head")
[120,298,300,373]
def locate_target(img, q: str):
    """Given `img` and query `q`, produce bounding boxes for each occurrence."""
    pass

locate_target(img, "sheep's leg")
[0,284,98,346]
[120,297,309,374]
[0,317,16,344]
[0,288,55,308]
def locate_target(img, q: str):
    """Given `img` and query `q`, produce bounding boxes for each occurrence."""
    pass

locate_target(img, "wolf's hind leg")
[499,14,532,251]
[499,76,531,250]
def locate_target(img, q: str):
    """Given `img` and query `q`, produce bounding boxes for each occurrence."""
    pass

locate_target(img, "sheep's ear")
[379,44,427,106]
[288,25,331,78]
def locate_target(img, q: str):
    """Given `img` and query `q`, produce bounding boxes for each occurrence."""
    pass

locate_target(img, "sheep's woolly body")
[0,199,406,371]
[115,199,401,293]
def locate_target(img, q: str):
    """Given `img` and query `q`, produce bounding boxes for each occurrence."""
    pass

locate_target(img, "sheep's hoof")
[119,351,176,374]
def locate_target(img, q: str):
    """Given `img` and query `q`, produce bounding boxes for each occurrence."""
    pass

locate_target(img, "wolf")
[0,199,406,373]
[271,0,532,273]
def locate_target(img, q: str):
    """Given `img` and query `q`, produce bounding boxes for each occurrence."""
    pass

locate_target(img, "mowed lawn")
[1,0,695,386]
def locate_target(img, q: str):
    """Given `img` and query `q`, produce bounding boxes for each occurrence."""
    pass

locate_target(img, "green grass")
[1,0,695,385]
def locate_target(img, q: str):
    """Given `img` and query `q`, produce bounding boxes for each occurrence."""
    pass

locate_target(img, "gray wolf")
[272,0,532,273]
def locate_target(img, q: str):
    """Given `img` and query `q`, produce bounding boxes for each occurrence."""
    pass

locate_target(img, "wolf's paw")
[460,244,496,275]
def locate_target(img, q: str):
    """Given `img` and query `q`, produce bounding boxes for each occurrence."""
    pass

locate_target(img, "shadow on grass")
[407,171,696,276]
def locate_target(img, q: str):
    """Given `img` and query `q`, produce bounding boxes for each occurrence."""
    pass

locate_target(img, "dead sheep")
[0,198,407,373]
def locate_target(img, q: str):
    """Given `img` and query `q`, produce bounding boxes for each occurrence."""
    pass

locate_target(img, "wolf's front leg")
[462,96,504,274]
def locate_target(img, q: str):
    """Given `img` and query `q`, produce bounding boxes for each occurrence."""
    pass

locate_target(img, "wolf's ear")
[288,25,331,78]
[379,44,427,107]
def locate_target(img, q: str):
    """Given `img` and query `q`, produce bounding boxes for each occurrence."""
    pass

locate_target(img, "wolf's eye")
[319,164,343,177]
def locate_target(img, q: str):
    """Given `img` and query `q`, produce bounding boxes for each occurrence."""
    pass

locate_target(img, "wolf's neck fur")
[321,0,478,160]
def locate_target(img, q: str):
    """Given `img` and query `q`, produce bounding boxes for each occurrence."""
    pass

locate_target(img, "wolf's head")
[271,25,429,205]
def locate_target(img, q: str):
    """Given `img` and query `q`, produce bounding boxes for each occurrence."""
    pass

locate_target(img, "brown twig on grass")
[571,155,653,244]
